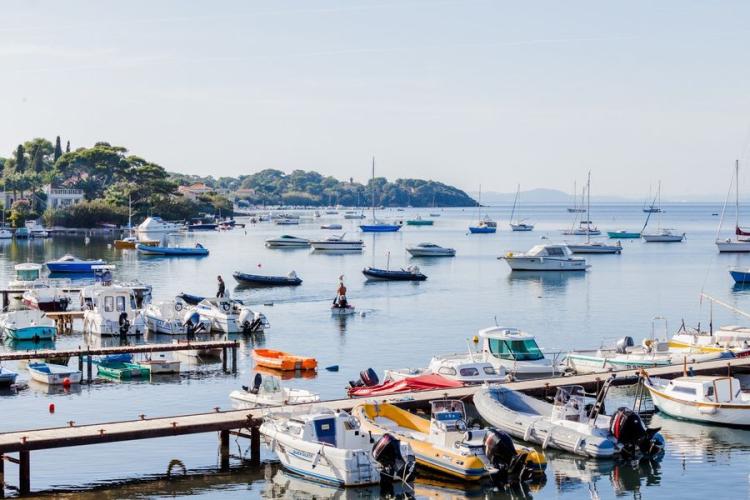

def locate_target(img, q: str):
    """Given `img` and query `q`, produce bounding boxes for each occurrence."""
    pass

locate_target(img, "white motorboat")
[716,160,750,252]
[0,228,11,239]
[274,218,300,226]
[311,234,364,251]
[195,297,268,333]
[265,235,311,248]
[229,373,320,407]
[82,285,146,336]
[27,362,82,385]
[0,309,57,341]
[509,184,534,232]
[25,219,50,238]
[138,355,181,374]
[8,263,45,289]
[261,408,415,487]
[406,242,456,257]
[144,299,211,335]
[136,216,181,236]
[320,224,343,230]
[566,241,622,254]
[474,383,665,458]
[500,244,589,271]
[384,352,507,384]
[0,366,17,386]
[478,326,562,378]
[22,283,71,312]
[643,374,750,426]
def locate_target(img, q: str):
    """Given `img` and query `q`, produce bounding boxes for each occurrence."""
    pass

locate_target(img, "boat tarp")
[348,374,462,397]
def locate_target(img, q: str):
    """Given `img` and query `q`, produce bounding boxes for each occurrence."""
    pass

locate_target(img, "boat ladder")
[355,451,373,483]
[588,374,616,424]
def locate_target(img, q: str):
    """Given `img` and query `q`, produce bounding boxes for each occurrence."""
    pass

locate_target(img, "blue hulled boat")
[730,268,750,284]
[233,271,302,287]
[362,266,427,281]
[359,221,402,232]
[45,254,105,273]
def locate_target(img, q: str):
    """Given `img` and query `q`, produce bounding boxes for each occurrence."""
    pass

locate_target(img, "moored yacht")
[136,216,181,237]
[82,286,146,336]
[144,299,211,335]
[264,235,311,248]
[500,244,589,271]
[406,242,455,257]
[195,297,268,333]
[310,234,364,251]
[384,352,507,384]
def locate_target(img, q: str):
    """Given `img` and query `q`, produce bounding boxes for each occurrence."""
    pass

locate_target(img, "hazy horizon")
[3,1,750,197]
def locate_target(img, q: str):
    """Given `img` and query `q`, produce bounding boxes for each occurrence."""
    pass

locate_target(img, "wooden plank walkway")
[1,354,747,454]
[0,340,238,362]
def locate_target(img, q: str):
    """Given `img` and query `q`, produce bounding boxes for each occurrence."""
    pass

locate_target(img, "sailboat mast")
[371,157,376,220]
[736,159,740,232]
[477,184,482,222]
[510,184,519,224]
[586,172,591,243]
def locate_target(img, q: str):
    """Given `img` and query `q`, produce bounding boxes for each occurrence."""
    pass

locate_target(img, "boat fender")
[174,302,183,312]
[222,302,231,312]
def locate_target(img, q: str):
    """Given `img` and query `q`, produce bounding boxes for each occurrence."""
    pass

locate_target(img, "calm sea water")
[2,203,750,499]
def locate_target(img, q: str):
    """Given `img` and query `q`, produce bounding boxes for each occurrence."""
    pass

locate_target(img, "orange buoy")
[62,377,71,388]
[49,403,55,413]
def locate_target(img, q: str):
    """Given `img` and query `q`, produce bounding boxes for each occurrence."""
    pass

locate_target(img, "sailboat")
[642,185,662,213]
[468,185,497,233]
[509,184,534,231]
[642,181,685,242]
[566,173,622,254]
[562,185,601,235]
[359,158,401,232]
[567,181,586,213]
[114,196,139,249]
[716,160,750,252]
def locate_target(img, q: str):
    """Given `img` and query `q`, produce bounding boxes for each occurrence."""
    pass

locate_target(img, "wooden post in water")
[77,349,83,372]
[86,351,92,383]
[250,423,261,466]
[222,347,227,373]
[0,454,5,499]
[231,342,238,374]
[18,451,29,496]
[219,430,230,471]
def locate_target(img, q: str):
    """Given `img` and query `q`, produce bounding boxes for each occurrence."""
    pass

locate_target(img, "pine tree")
[54,136,63,162]
[65,140,70,153]
[31,147,43,173]
[14,145,26,173]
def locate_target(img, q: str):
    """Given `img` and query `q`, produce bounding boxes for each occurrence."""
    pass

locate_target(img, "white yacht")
[500,244,589,271]
[642,229,685,243]
[25,219,50,238]
[310,234,364,251]
[478,326,562,378]
[261,408,414,487]
[195,297,268,333]
[384,353,507,384]
[82,286,146,336]
[405,243,456,257]
[265,235,311,248]
[229,373,319,407]
[144,299,211,335]
[136,216,181,237]
[8,263,45,289]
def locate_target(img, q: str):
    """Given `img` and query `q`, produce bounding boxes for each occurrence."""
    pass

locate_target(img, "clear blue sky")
[2,1,750,197]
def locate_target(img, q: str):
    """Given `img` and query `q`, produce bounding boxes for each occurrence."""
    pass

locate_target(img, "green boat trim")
[96,362,150,380]
[406,220,434,226]
[566,353,671,368]
[607,231,641,239]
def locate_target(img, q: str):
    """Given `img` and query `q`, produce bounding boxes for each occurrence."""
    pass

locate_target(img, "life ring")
[222,303,230,312]
[174,302,183,312]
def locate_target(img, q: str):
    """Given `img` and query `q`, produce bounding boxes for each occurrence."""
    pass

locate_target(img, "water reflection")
[262,468,381,499]
[507,270,585,293]
[651,413,750,460]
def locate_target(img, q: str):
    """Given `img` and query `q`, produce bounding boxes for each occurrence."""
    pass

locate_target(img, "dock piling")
[86,351,92,383]
[231,342,238,374]
[219,430,230,471]
[0,454,4,498]
[222,347,227,373]
[250,423,260,466]
[18,451,29,496]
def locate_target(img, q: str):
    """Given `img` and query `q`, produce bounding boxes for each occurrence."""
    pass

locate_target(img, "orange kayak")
[252,349,317,371]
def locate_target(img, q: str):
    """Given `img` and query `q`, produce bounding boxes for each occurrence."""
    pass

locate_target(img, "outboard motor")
[118,312,130,336]
[484,429,543,484]
[615,336,635,355]
[372,433,414,484]
[349,368,379,388]
[238,309,263,333]
[183,310,202,339]
[610,407,664,458]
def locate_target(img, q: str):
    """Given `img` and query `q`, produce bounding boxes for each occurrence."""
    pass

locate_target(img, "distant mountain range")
[474,188,725,205]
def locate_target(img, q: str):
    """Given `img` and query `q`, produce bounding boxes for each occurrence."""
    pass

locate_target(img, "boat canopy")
[525,244,573,257]
[15,263,42,281]
[348,374,462,397]
[479,327,545,361]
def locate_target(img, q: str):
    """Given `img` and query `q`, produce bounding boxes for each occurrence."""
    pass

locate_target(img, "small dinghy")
[265,235,310,248]
[331,303,356,316]
[45,254,106,273]
[136,243,209,256]
[0,366,18,387]
[27,362,82,385]
[362,265,427,281]
[252,348,317,371]
[320,224,343,230]
[261,408,415,487]
[474,383,665,458]
[354,400,546,483]
[0,309,57,341]
[230,372,319,407]
[176,292,205,306]
[643,372,750,427]
[94,354,150,380]
[233,270,302,287]
[137,355,180,374]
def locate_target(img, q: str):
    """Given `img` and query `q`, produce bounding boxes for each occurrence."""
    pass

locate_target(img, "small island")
[0,138,476,228]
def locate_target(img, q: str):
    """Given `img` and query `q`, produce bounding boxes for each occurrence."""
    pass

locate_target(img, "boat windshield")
[16,269,40,281]
[488,338,544,361]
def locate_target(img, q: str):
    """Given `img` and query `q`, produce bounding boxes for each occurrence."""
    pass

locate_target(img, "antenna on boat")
[493,315,498,326]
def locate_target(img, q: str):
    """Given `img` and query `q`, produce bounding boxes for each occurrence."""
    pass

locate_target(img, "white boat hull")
[311,243,364,251]
[647,385,750,426]
[261,423,380,486]
[566,244,621,254]
[716,240,750,253]
[406,249,455,257]
[504,257,588,271]
[28,366,82,385]
[642,234,684,242]
[138,360,180,374]
[230,388,319,407]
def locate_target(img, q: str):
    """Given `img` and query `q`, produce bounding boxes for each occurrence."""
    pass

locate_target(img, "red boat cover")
[736,226,750,236]
[348,374,463,398]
